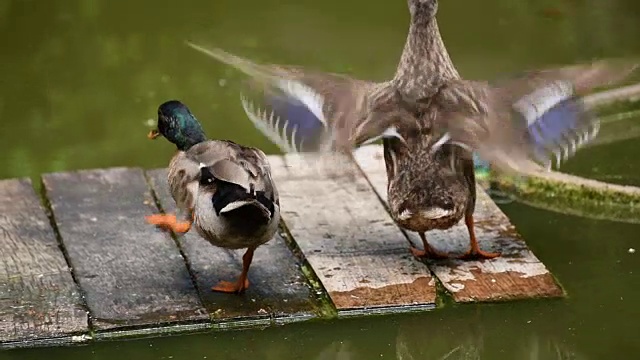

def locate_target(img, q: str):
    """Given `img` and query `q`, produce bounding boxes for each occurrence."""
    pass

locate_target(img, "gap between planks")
[352,145,564,302]
[0,145,564,347]
[39,167,319,334]
[267,153,437,315]
[0,178,88,345]
[145,168,319,323]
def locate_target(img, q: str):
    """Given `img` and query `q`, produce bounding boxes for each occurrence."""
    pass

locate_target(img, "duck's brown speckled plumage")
[383,0,637,259]
[384,132,474,233]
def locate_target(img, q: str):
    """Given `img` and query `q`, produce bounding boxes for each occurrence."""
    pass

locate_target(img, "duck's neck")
[392,16,459,100]
[172,122,207,151]
[176,132,207,151]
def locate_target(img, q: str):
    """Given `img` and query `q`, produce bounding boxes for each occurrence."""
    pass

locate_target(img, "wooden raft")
[353,145,564,302]
[0,144,562,348]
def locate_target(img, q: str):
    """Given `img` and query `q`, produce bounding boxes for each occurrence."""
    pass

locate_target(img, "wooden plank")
[270,154,437,315]
[353,145,564,302]
[42,168,208,330]
[0,178,88,344]
[146,168,318,324]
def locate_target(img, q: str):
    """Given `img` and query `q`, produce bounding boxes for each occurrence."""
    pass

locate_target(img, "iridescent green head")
[148,100,207,151]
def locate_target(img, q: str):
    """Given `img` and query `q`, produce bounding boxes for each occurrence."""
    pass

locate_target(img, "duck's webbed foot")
[457,213,501,260]
[145,213,192,233]
[410,232,450,260]
[458,248,501,260]
[211,246,256,295]
[211,278,250,294]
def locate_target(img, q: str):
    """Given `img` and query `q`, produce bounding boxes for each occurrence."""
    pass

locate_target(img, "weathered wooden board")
[353,145,564,302]
[0,178,88,344]
[42,168,208,330]
[270,154,437,315]
[146,168,318,324]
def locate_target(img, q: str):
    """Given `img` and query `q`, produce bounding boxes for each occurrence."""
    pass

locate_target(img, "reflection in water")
[313,329,585,360]
[520,336,587,360]
[315,341,352,360]
[395,332,481,360]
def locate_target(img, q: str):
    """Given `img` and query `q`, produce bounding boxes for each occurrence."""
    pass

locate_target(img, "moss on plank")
[491,171,640,224]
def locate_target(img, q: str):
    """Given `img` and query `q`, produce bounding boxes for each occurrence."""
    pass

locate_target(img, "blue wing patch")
[514,81,599,169]
[240,79,329,153]
[239,77,407,153]
[267,94,326,147]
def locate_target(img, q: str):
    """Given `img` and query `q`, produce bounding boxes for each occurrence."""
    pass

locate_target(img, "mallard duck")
[382,0,638,259]
[185,0,637,261]
[145,100,280,293]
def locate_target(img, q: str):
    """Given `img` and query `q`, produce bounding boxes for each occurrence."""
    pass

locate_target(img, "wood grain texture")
[353,145,564,302]
[269,154,436,314]
[146,168,317,323]
[0,179,88,344]
[42,168,208,330]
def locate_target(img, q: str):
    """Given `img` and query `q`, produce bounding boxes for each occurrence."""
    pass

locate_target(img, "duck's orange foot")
[145,214,191,233]
[457,248,501,260]
[211,279,250,294]
[410,245,449,260]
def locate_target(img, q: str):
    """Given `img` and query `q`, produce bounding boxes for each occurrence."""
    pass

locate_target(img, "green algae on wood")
[493,171,640,224]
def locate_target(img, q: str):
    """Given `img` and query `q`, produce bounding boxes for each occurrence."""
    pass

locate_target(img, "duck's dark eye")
[199,167,216,185]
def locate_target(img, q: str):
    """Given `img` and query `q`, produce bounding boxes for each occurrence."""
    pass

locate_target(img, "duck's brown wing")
[431,59,638,174]
[187,43,416,155]
[166,140,231,213]
[185,140,278,204]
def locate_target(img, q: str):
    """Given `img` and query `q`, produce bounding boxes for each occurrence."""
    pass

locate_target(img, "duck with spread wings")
[384,0,638,259]
[185,0,637,261]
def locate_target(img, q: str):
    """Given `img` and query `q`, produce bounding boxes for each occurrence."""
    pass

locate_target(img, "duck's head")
[148,100,207,151]
[408,0,438,20]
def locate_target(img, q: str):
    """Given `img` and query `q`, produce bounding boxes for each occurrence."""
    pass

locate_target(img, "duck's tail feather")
[211,179,275,219]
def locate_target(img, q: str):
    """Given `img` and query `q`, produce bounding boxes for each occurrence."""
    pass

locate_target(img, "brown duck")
[146,100,280,293]
[185,0,637,260]
[384,0,637,259]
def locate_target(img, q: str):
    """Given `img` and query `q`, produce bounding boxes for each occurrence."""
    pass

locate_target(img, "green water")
[2,0,640,358]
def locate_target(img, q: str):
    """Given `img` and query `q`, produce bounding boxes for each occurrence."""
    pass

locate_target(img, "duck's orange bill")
[147,129,160,139]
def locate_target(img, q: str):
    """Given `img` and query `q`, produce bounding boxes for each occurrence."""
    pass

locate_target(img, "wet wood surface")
[0,179,88,344]
[1,155,562,347]
[353,145,565,302]
[269,154,437,315]
[42,168,208,330]
[146,168,319,324]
